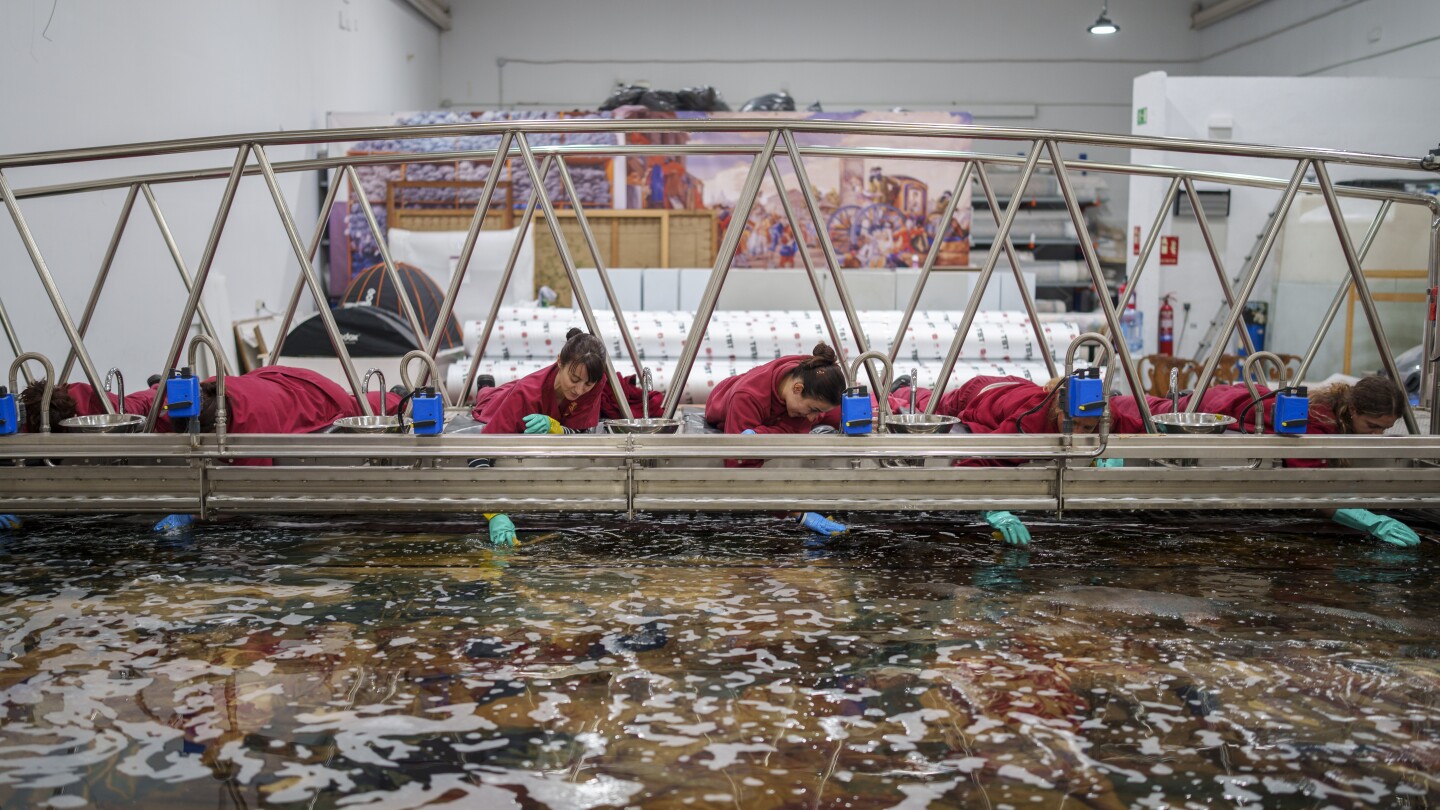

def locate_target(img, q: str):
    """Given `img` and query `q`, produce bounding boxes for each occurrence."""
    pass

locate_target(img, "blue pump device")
[1272,386,1309,435]
[1066,368,1105,418]
[409,387,444,436]
[165,367,200,419]
[0,387,16,436]
[840,385,873,435]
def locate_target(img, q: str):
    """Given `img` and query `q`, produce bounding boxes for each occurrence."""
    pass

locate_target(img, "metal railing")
[3,118,1437,442]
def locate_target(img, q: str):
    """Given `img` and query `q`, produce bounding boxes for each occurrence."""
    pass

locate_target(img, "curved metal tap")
[7,352,55,433]
[910,367,919,415]
[1242,351,1287,434]
[104,367,126,416]
[362,368,387,418]
[399,350,442,395]
[1062,332,1118,440]
[846,350,894,432]
[187,335,227,446]
[641,367,653,420]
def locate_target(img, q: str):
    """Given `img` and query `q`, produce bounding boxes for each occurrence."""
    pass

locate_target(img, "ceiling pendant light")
[1088,1,1120,34]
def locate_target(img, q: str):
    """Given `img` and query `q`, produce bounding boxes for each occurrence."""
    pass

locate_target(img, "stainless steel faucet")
[363,368,387,418]
[909,367,919,415]
[104,367,126,416]
[1169,367,1179,415]
[641,367,653,420]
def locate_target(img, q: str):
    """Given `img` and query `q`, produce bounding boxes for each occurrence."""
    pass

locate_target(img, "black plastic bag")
[739,91,796,112]
[599,84,648,111]
[676,85,730,112]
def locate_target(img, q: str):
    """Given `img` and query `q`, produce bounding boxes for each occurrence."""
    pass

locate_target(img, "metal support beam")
[1188,160,1311,412]
[975,162,1057,380]
[660,131,781,418]
[268,172,342,366]
[253,144,371,414]
[514,135,633,420]
[887,162,974,372]
[141,184,232,377]
[58,185,140,388]
[926,142,1044,414]
[343,165,428,349]
[1183,177,1259,384]
[768,163,847,372]
[462,155,552,407]
[1292,200,1390,383]
[1313,161,1420,434]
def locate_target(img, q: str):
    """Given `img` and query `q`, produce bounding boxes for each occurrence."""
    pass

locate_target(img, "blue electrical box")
[1273,386,1309,435]
[1066,369,1105,418]
[0,387,17,436]
[840,385,873,435]
[165,367,200,419]
[410,388,445,436]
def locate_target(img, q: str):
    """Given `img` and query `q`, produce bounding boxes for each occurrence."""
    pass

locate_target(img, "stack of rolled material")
[447,308,1082,404]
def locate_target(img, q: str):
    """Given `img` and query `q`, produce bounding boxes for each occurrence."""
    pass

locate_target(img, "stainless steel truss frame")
[2,118,1437,518]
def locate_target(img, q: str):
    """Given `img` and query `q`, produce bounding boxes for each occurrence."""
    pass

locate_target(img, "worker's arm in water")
[1326,507,1420,547]
[483,512,518,546]
[982,510,1031,546]
[0,514,21,531]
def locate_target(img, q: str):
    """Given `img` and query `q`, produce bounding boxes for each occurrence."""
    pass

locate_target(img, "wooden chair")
[1137,354,1202,397]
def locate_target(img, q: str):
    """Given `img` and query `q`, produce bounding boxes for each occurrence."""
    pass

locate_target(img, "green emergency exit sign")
[1137,107,1148,126]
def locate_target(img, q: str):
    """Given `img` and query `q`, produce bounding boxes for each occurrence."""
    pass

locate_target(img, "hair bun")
[565,327,584,341]
[811,342,838,364]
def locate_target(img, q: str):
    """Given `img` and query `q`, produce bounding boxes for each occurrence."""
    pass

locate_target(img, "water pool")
[0,511,1437,808]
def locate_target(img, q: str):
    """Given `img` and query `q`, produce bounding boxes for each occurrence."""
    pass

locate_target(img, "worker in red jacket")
[704,343,848,538]
[1103,374,1416,547]
[471,328,609,545]
[893,375,1105,546]
[20,379,174,433]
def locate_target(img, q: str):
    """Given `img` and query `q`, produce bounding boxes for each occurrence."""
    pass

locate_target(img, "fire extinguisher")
[1158,294,1176,356]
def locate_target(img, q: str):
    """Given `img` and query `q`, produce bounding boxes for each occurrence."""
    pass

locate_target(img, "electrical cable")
[1237,389,1280,434]
[1014,383,1063,434]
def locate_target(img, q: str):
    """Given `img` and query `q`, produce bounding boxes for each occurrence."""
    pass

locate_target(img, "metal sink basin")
[59,413,146,434]
[333,415,406,434]
[883,414,961,434]
[1152,412,1237,434]
[604,418,681,435]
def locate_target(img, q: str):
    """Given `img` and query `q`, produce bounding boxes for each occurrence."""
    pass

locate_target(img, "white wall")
[1,0,440,386]
[1199,0,1440,78]
[1126,72,1438,374]
[440,0,1203,223]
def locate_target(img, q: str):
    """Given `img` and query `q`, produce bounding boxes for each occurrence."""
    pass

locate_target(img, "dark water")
[0,510,1438,809]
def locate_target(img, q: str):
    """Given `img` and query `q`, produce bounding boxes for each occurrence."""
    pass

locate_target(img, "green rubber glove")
[1095,458,1125,468]
[982,510,1031,547]
[1333,508,1420,547]
[486,513,518,546]
[522,413,562,435]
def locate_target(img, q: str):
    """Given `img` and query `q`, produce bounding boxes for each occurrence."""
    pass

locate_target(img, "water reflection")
[0,511,1436,807]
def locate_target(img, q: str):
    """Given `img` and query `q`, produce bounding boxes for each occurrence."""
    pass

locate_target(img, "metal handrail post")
[1115,176,1180,318]
[1292,200,1390,383]
[343,165,428,347]
[767,163,847,370]
[660,130,781,418]
[555,156,644,379]
[514,135,632,420]
[141,184,232,376]
[461,155,553,407]
[145,145,250,432]
[58,184,140,387]
[1187,160,1311,413]
[1184,177,1259,366]
[1313,161,1420,434]
[887,162,974,371]
[781,129,881,395]
[1049,139,1152,426]
[0,169,112,402]
[0,293,28,386]
[1425,211,1439,422]
[424,131,516,377]
[267,169,341,364]
[975,162,1057,379]
[925,141,1044,415]
[253,144,373,415]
